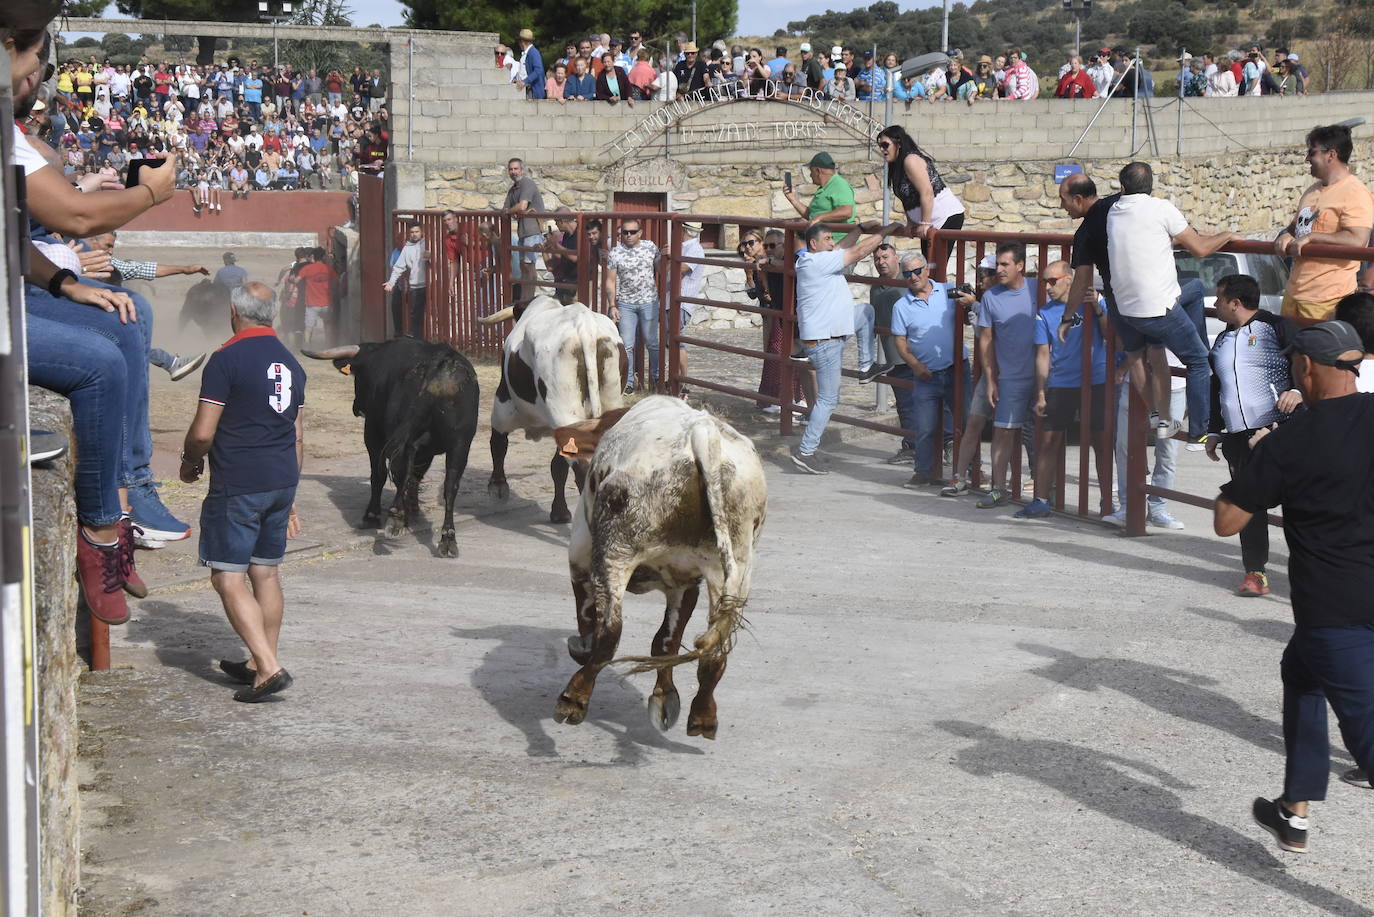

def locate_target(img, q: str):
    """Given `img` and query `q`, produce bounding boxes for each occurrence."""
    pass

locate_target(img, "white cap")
[978,253,996,271]
[831,46,844,58]
[799,42,811,52]
[1288,53,1300,62]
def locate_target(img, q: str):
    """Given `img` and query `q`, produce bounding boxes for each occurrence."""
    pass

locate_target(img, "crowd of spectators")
[42,56,391,201]
[503,30,1312,105]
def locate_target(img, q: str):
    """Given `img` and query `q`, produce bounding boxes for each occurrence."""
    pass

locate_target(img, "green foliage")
[401,0,736,55]
[64,0,110,14]
[72,37,101,48]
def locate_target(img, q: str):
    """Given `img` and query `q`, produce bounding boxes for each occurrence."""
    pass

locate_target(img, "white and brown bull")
[480,296,625,523]
[555,396,768,740]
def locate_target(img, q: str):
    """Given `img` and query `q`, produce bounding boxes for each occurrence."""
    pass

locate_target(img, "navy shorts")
[199,486,296,572]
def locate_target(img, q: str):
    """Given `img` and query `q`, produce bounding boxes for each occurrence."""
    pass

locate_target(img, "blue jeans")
[853,301,875,368]
[616,300,660,382]
[1115,277,1203,439]
[26,312,128,526]
[800,337,845,454]
[1117,287,1210,439]
[25,280,154,489]
[1115,386,1182,511]
[892,363,964,466]
[1282,624,1374,803]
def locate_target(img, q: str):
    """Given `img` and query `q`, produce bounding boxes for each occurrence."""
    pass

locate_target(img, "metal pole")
[941,0,950,52]
[876,91,894,413]
[691,0,697,46]
[1074,15,1081,57]
[1176,47,1186,156]
[1130,49,1139,155]
[407,37,414,159]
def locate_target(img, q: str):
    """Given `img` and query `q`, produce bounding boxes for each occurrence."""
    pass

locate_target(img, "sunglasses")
[1045,275,1070,282]
[620,228,641,235]
[742,238,758,246]
[764,242,780,249]
[902,267,925,278]
[877,141,893,150]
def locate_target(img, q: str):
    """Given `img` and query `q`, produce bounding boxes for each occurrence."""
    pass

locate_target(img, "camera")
[956,282,975,296]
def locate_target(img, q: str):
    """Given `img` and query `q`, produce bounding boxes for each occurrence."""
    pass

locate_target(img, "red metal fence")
[381,208,1374,538]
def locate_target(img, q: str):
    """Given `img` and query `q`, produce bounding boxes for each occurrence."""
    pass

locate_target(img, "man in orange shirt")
[294,247,337,348]
[1276,124,1374,320]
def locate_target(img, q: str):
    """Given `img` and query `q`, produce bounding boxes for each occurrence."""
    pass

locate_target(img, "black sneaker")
[902,472,933,489]
[1340,767,1372,789]
[885,446,914,465]
[857,363,890,385]
[790,448,828,475]
[1252,796,1309,854]
[29,430,67,464]
[788,352,810,365]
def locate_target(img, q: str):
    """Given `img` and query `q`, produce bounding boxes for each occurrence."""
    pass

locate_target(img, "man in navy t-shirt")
[180,281,305,703]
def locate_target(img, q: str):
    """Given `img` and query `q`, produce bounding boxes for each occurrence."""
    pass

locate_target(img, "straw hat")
[518,28,534,41]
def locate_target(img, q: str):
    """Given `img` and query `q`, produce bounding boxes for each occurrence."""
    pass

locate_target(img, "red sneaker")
[118,518,148,599]
[76,527,130,625]
[1236,571,1270,597]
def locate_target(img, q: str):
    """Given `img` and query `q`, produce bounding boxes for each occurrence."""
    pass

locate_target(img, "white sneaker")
[760,404,782,415]
[1102,507,1127,527]
[1155,417,1183,442]
[1147,509,1186,530]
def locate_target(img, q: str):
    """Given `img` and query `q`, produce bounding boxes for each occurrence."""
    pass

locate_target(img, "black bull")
[304,339,479,558]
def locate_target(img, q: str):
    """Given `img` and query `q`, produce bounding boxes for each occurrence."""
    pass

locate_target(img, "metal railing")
[388,209,1374,536]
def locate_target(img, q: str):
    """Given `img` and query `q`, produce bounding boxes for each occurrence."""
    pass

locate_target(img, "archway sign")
[605,82,887,158]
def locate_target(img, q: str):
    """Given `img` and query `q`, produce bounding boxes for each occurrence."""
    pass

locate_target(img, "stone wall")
[30,388,80,916]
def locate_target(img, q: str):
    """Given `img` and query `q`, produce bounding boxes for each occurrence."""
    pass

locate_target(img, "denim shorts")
[199,486,296,572]
[993,377,1034,429]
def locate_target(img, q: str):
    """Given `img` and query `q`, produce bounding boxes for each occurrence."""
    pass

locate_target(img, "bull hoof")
[360,512,381,529]
[488,481,510,501]
[648,690,681,732]
[549,506,572,524]
[438,533,458,558]
[566,634,593,665]
[553,693,588,726]
[686,716,718,740]
[385,515,409,538]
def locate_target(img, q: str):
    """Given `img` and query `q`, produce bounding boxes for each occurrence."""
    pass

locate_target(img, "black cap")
[1287,320,1365,370]
[863,49,875,58]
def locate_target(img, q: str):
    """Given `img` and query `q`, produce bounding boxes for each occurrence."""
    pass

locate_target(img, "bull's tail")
[577,312,603,419]
[614,417,747,675]
[381,361,443,466]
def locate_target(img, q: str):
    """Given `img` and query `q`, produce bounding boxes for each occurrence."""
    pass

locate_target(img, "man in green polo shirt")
[784,151,857,241]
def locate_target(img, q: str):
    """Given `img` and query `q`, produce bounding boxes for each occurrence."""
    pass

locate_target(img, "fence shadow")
[937,719,1374,916]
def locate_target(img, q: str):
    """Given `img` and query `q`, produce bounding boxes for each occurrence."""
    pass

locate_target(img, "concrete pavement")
[77,421,1374,917]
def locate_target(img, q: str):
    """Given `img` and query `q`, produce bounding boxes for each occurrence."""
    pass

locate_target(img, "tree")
[114,0,260,64]
[402,0,736,56]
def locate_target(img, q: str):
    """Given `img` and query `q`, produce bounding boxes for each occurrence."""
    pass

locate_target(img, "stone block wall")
[29,387,79,916]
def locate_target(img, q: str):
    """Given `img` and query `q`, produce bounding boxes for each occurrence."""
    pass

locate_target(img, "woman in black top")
[877,124,966,257]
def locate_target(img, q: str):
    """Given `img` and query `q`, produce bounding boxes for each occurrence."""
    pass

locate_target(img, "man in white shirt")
[1105,161,1238,447]
[676,221,706,398]
[790,221,887,474]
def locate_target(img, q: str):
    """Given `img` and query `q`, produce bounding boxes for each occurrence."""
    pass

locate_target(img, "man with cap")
[1215,319,1374,856]
[676,221,706,398]
[800,42,824,91]
[215,251,247,290]
[516,28,546,99]
[673,43,708,98]
[784,151,857,239]
[855,50,887,101]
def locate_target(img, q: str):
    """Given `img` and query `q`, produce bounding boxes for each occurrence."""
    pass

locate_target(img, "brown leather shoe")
[118,518,148,599]
[76,527,130,625]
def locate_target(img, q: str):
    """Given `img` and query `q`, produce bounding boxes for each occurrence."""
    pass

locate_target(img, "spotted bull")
[303,338,479,557]
[480,296,625,523]
[555,396,768,739]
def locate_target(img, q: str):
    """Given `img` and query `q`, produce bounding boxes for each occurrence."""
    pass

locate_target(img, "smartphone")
[783,170,792,192]
[125,157,166,189]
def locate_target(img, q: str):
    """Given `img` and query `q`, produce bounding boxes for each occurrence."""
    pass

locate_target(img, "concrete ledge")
[116,230,321,249]
[29,386,79,916]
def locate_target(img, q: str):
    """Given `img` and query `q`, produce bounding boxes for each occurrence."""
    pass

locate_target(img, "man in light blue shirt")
[791,222,887,474]
[889,250,971,487]
[856,50,887,100]
[974,241,1039,507]
[1015,260,1111,520]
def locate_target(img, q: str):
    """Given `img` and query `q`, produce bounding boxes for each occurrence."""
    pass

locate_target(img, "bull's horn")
[477,306,516,325]
[302,345,361,360]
